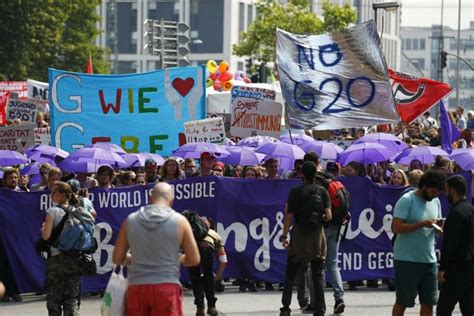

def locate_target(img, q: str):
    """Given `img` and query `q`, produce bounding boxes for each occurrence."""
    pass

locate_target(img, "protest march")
[1,12,474,316]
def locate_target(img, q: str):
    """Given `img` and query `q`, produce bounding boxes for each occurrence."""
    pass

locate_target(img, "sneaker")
[278,283,285,291]
[196,308,206,316]
[334,299,345,314]
[248,284,258,292]
[265,282,274,291]
[1,296,10,303]
[279,307,291,316]
[301,304,315,314]
[239,284,247,292]
[207,307,222,315]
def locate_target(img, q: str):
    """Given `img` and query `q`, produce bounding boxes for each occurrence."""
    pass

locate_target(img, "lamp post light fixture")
[372,2,400,25]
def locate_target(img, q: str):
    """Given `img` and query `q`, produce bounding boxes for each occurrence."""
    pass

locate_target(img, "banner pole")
[284,106,294,145]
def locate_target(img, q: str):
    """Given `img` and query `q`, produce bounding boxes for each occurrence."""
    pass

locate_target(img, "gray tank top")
[126,207,181,285]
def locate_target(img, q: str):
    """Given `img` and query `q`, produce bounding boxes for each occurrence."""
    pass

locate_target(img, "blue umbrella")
[85,142,127,155]
[353,133,408,156]
[123,153,165,167]
[237,136,280,148]
[280,134,314,146]
[68,148,128,168]
[173,142,230,159]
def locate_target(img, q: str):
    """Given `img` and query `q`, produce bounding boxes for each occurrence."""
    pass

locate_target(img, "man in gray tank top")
[113,182,200,316]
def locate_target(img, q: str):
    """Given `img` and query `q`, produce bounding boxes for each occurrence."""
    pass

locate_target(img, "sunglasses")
[213,169,223,172]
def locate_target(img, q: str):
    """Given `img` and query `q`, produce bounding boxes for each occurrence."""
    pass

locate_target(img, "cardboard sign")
[184,117,225,144]
[0,124,36,152]
[230,85,282,138]
[6,100,38,124]
[34,127,50,145]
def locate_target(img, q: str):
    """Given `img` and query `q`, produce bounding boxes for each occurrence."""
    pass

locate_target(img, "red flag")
[389,69,453,124]
[86,55,93,74]
[0,91,10,125]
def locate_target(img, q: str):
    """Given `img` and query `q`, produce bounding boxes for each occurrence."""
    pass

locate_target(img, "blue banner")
[0,174,471,293]
[276,21,399,130]
[49,67,206,155]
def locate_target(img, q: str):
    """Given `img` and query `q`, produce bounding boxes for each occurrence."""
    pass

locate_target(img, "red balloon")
[209,73,218,81]
[243,77,252,83]
[218,71,233,83]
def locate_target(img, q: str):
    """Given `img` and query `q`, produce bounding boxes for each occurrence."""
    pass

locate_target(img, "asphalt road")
[0,283,462,316]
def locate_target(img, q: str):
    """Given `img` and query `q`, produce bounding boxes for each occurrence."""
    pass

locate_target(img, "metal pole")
[456,0,461,108]
[160,19,165,69]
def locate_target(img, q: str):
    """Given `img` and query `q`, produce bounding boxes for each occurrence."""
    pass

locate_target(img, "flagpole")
[284,106,294,145]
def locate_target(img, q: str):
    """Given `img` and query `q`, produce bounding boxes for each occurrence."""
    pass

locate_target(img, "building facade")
[312,0,402,71]
[401,22,474,109]
[96,0,255,74]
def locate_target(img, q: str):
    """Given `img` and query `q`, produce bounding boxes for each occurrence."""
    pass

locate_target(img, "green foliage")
[0,0,109,81]
[233,0,357,63]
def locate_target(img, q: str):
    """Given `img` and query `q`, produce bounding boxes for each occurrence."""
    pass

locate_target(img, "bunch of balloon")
[206,60,251,91]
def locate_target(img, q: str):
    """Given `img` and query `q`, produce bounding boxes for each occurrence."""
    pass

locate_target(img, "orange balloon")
[218,61,229,74]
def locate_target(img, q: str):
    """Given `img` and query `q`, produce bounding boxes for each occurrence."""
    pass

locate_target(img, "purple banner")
[0,173,471,293]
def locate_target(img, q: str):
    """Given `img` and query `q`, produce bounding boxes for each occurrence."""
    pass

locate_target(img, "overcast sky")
[401,0,474,29]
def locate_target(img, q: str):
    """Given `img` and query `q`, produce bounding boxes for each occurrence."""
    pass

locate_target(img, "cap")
[212,161,225,169]
[201,152,215,160]
[67,179,81,192]
[145,158,157,168]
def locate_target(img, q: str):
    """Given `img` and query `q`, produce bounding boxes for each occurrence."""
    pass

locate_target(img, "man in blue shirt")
[391,170,446,316]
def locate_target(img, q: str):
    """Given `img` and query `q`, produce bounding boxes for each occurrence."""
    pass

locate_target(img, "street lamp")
[372,2,400,26]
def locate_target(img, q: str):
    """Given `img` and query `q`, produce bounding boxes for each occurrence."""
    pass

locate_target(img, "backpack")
[316,175,350,225]
[299,185,325,231]
[182,210,209,242]
[56,205,96,254]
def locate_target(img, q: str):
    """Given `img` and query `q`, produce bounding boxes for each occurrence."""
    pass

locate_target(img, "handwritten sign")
[230,85,282,138]
[0,81,28,99]
[34,127,50,145]
[27,79,49,101]
[49,66,206,154]
[184,117,225,144]
[0,124,36,152]
[276,21,399,130]
[7,100,38,124]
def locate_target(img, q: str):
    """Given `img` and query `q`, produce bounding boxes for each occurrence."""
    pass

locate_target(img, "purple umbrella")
[237,136,280,148]
[25,144,69,159]
[450,148,474,170]
[394,146,449,165]
[59,158,113,173]
[0,150,29,166]
[299,141,343,161]
[255,142,305,160]
[353,133,408,155]
[225,138,236,146]
[20,162,41,175]
[85,142,127,155]
[67,148,128,168]
[280,134,314,146]
[337,143,393,166]
[218,147,266,165]
[123,153,165,167]
[173,142,230,159]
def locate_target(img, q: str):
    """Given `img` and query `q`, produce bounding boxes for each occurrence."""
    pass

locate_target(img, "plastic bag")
[101,266,127,316]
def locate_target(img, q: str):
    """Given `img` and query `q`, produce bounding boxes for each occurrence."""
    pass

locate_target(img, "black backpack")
[299,185,325,231]
[182,210,209,241]
[315,174,350,225]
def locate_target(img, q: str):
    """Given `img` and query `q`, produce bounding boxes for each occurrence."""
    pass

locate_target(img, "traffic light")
[440,51,448,69]
[245,58,253,74]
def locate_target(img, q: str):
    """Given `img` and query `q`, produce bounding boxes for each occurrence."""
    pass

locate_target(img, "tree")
[233,0,357,63]
[0,0,109,81]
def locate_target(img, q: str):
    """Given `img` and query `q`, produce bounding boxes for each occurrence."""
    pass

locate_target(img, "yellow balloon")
[218,61,229,74]
[207,60,217,74]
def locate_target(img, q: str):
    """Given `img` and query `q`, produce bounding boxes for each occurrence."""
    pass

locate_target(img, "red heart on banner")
[172,78,195,97]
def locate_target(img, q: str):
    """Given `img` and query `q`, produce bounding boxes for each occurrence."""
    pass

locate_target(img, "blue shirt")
[393,190,441,263]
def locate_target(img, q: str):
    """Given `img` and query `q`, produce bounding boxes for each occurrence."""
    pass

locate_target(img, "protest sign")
[0,81,28,99]
[49,66,206,155]
[0,124,36,152]
[230,85,282,138]
[0,91,10,125]
[27,79,49,101]
[1,174,470,293]
[329,139,352,150]
[276,21,399,130]
[7,100,39,124]
[184,117,225,144]
[34,127,50,145]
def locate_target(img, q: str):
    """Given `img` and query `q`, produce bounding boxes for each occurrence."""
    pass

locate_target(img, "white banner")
[184,117,225,144]
[0,124,36,152]
[27,79,49,101]
[230,85,282,138]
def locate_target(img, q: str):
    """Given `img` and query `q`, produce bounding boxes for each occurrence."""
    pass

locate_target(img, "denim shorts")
[394,260,438,307]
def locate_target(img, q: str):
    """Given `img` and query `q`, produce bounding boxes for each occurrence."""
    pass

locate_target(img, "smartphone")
[432,223,443,235]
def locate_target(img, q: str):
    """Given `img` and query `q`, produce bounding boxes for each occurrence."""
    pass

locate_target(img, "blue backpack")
[56,205,96,254]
